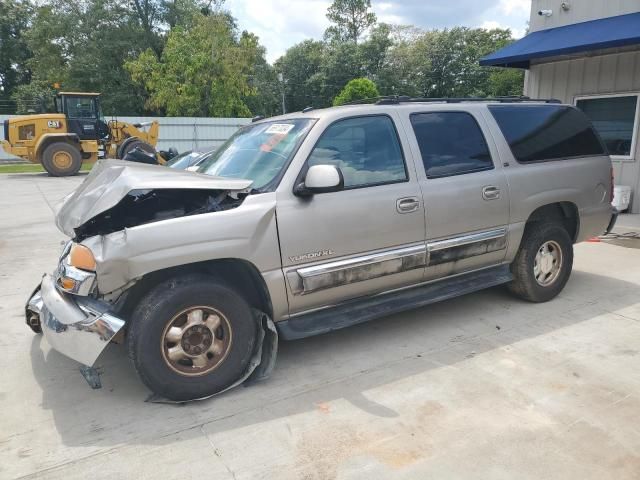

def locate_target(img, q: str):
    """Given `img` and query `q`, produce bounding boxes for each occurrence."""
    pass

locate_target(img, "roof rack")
[343,95,561,106]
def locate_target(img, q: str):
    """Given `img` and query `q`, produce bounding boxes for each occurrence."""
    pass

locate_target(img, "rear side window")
[489,105,605,163]
[410,112,494,178]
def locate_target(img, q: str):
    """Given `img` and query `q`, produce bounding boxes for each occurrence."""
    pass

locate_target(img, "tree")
[243,51,281,117]
[487,68,524,97]
[162,0,226,29]
[333,78,379,105]
[275,40,326,112]
[374,26,523,98]
[325,0,376,43]
[0,0,33,109]
[126,13,260,117]
[12,0,162,115]
[359,23,393,82]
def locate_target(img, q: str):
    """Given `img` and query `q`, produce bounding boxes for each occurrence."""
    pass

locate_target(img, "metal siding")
[530,0,640,33]
[634,53,640,90]
[0,116,251,161]
[615,51,635,91]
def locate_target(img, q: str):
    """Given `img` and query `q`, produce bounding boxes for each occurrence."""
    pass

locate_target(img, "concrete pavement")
[1,172,639,479]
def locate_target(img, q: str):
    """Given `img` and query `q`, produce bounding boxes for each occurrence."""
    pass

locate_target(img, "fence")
[0,115,252,161]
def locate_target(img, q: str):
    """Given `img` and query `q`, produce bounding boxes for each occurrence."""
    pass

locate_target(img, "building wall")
[526,50,640,211]
[529,0,640,32]
[0,116,251,161]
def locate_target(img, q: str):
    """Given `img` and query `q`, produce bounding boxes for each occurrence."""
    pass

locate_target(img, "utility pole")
[278,72,286,114]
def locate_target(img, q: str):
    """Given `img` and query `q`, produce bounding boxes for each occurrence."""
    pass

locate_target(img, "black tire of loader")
[41,142,82,177]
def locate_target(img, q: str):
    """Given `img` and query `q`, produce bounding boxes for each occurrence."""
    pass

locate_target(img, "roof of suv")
[252,97,567,125]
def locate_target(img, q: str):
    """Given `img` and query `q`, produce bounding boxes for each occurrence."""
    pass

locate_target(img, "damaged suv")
[26,98,617,401]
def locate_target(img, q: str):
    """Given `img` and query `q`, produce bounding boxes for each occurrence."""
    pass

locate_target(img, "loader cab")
[55,92,109,140]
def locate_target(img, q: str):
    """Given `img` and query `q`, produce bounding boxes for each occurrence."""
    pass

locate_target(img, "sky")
[228,0,532,62]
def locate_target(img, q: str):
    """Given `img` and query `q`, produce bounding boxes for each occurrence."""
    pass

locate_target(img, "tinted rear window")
[410,112,494,178]
[488,105,605,163]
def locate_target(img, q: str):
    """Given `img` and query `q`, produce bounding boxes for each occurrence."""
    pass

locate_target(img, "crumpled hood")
[55,159,253,237]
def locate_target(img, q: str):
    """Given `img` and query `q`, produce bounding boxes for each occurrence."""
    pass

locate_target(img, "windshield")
[65,96,97,119]
[167,151,202,169]
[197,119,314,189]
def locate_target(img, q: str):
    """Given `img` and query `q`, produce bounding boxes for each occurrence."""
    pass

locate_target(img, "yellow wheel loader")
[1,92,168,176]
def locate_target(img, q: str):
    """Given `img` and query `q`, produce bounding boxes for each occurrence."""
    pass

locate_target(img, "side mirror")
[294,164,344,196]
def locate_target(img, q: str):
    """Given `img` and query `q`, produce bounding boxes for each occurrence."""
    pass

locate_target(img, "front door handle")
[482,186,501,200]
[396,197,420,213]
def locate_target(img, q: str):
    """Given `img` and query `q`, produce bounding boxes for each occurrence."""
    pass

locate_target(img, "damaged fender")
[81,192,285,309]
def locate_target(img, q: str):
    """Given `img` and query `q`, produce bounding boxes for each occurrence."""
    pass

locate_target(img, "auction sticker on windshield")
[265,124,295,135]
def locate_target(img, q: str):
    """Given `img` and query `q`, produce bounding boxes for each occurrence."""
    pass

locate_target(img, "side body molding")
[287,244,426,295]
[286,227,508,295]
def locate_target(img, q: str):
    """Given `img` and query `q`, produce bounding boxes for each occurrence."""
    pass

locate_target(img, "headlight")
[68,243,97,271]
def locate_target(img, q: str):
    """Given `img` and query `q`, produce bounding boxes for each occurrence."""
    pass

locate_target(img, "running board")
[277,265,513,340]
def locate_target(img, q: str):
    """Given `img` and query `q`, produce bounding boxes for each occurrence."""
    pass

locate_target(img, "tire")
[508,222,574,303]
[119,139,156,160]
[127,274,257,401]
[41,142,82,177]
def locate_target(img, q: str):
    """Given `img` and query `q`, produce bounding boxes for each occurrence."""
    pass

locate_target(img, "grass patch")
[0,163,93,174]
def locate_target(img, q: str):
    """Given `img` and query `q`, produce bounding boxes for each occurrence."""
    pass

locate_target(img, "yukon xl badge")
[289,249,334,263]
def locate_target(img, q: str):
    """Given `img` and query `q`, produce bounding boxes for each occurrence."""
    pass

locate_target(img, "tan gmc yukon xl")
[26,98,617,401]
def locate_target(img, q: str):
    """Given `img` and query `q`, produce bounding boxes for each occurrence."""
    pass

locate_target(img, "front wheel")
[41,142,82,176]
[127,274,257,401]
[508,222,573,303]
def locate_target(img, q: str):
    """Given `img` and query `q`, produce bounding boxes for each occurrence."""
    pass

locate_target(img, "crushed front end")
[25,160,254,367]
[25,242,125,366]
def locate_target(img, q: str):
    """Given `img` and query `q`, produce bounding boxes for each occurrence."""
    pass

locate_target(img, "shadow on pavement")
[28,269,638,450]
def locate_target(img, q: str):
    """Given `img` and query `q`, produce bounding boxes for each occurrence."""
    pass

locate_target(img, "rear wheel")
[508,222,573,302]
[127,274,257,401]
[41,142,82,177]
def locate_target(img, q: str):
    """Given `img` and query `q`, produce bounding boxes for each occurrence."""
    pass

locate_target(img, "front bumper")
[26,274,125,366]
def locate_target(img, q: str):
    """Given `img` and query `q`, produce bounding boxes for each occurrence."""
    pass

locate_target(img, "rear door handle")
[396,197,420,213]
[482,186,501,200]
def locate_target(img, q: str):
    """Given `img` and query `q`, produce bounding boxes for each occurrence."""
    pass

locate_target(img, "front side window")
[410,112,493,178]
[307,115,407,188]
[576,95,638,158]
[198,119,314,190]
[489,104,605,163]
[65,97,97,119]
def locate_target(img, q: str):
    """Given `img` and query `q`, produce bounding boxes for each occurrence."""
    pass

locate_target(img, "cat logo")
[47,120,62,129]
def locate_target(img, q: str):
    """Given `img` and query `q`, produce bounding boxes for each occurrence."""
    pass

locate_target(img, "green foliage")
[4,0,524,118]
[243,50,281,117]
[325,0,377,43]
[274,40,326,110]
[333,78,379,105]
[487,68,525,97]
[278,23,524,111]
[126,14,260,117]
[0,163,93,174]
[376,27,520,98]
[12,81,54,114]
[15,0,160,115]
[0,0,33,108]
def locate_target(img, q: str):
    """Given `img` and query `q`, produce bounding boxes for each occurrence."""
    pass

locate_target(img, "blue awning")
[480,12,640,68]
